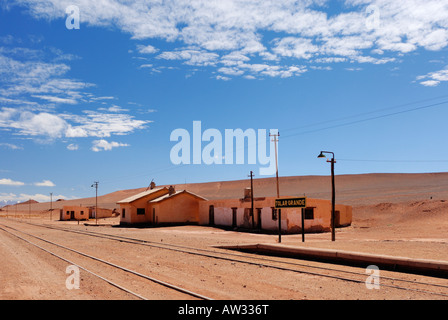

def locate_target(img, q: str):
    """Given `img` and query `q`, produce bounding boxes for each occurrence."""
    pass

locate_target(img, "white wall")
[214,207,232,226]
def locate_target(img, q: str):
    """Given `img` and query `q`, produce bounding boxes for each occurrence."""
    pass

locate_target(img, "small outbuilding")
[60,205,115,221]
[61,206,91,221]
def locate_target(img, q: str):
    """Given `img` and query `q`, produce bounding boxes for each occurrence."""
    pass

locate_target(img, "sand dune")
[2,173,446,209]
[5,172,448,210]
[2,172,447,240]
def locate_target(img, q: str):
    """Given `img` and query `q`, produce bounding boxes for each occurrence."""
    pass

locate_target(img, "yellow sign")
[275,197,307,208]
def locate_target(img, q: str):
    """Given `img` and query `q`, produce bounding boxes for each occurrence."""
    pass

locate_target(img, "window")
[271,207,277,221]
[122,208,125,218]
[304,207,314,220]
[80,211,84,215]
[137,208,145,215]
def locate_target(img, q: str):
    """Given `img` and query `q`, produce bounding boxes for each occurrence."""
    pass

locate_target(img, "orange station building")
[116,186,352,234]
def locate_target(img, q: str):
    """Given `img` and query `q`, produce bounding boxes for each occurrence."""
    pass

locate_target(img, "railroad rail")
[2,219,448,299]
[0,222,213,300]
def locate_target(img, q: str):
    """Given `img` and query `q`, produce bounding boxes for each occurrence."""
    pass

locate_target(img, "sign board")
[275,197,307,209]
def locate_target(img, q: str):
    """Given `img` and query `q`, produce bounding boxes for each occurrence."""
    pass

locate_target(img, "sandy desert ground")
[0,173,447,300]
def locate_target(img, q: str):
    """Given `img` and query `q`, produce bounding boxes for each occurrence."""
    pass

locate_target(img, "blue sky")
[1,0,448,204]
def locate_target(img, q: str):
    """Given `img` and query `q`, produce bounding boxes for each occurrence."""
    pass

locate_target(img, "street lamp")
[318,151,336,242]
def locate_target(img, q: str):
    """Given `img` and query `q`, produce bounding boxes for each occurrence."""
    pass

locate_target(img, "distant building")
[60,206,90,221]
[61,205,115,221]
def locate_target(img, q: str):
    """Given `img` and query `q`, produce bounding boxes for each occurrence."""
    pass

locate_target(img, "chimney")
[168,185,175,195]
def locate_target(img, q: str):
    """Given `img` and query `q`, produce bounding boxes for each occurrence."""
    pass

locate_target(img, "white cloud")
[0,178,25,186]
[219,62,307,79]
[0,143,23,150]
[417,66,448,87]
[216,75,231,81]
[63,110,151,138]
[0,43,152,148]
[10,0,448,80]
[98,105,129,113]
[8,111,68,139]
[420,80,440,87]
[137,44,159,54]
[67,143,79,151]
[217,67,244,76]
[0,52,93,101]
[31,94,77,104]
[34,180,56,187]
[90,96,115,101]
[0,107,151,142]
[91,139,130,152]
[272,37,319,60]
[157,49,220,66]
[0,193,67,203]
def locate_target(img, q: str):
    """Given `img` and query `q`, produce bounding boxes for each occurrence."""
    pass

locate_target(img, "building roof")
[149,190,208,204]
[117,187,168,204]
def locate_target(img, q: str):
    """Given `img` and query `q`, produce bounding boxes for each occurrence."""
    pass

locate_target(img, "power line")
[95,96,448,187]
[282,99,448,139]
[100,163,189,185]
[281,94,448,136]
[338,159,448,163]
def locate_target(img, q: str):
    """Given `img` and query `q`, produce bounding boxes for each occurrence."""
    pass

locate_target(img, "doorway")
[232,208,237,228]
[209,205,214,226]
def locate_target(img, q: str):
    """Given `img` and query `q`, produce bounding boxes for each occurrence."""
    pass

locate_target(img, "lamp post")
[318,151,336,242]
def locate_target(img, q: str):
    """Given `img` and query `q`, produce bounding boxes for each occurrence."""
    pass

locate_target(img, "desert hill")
[3,172,448,240]
[7,172,448,213]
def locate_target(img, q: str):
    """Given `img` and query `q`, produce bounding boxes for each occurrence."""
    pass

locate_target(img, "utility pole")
[248,171,255,229]
[270,131,281,242]
[91,181,99,225]
[50,192,53,221]
[270,132,280,198]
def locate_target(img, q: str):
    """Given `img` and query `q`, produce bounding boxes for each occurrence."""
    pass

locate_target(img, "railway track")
[1,219,447,299]
[0,222,213,300]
